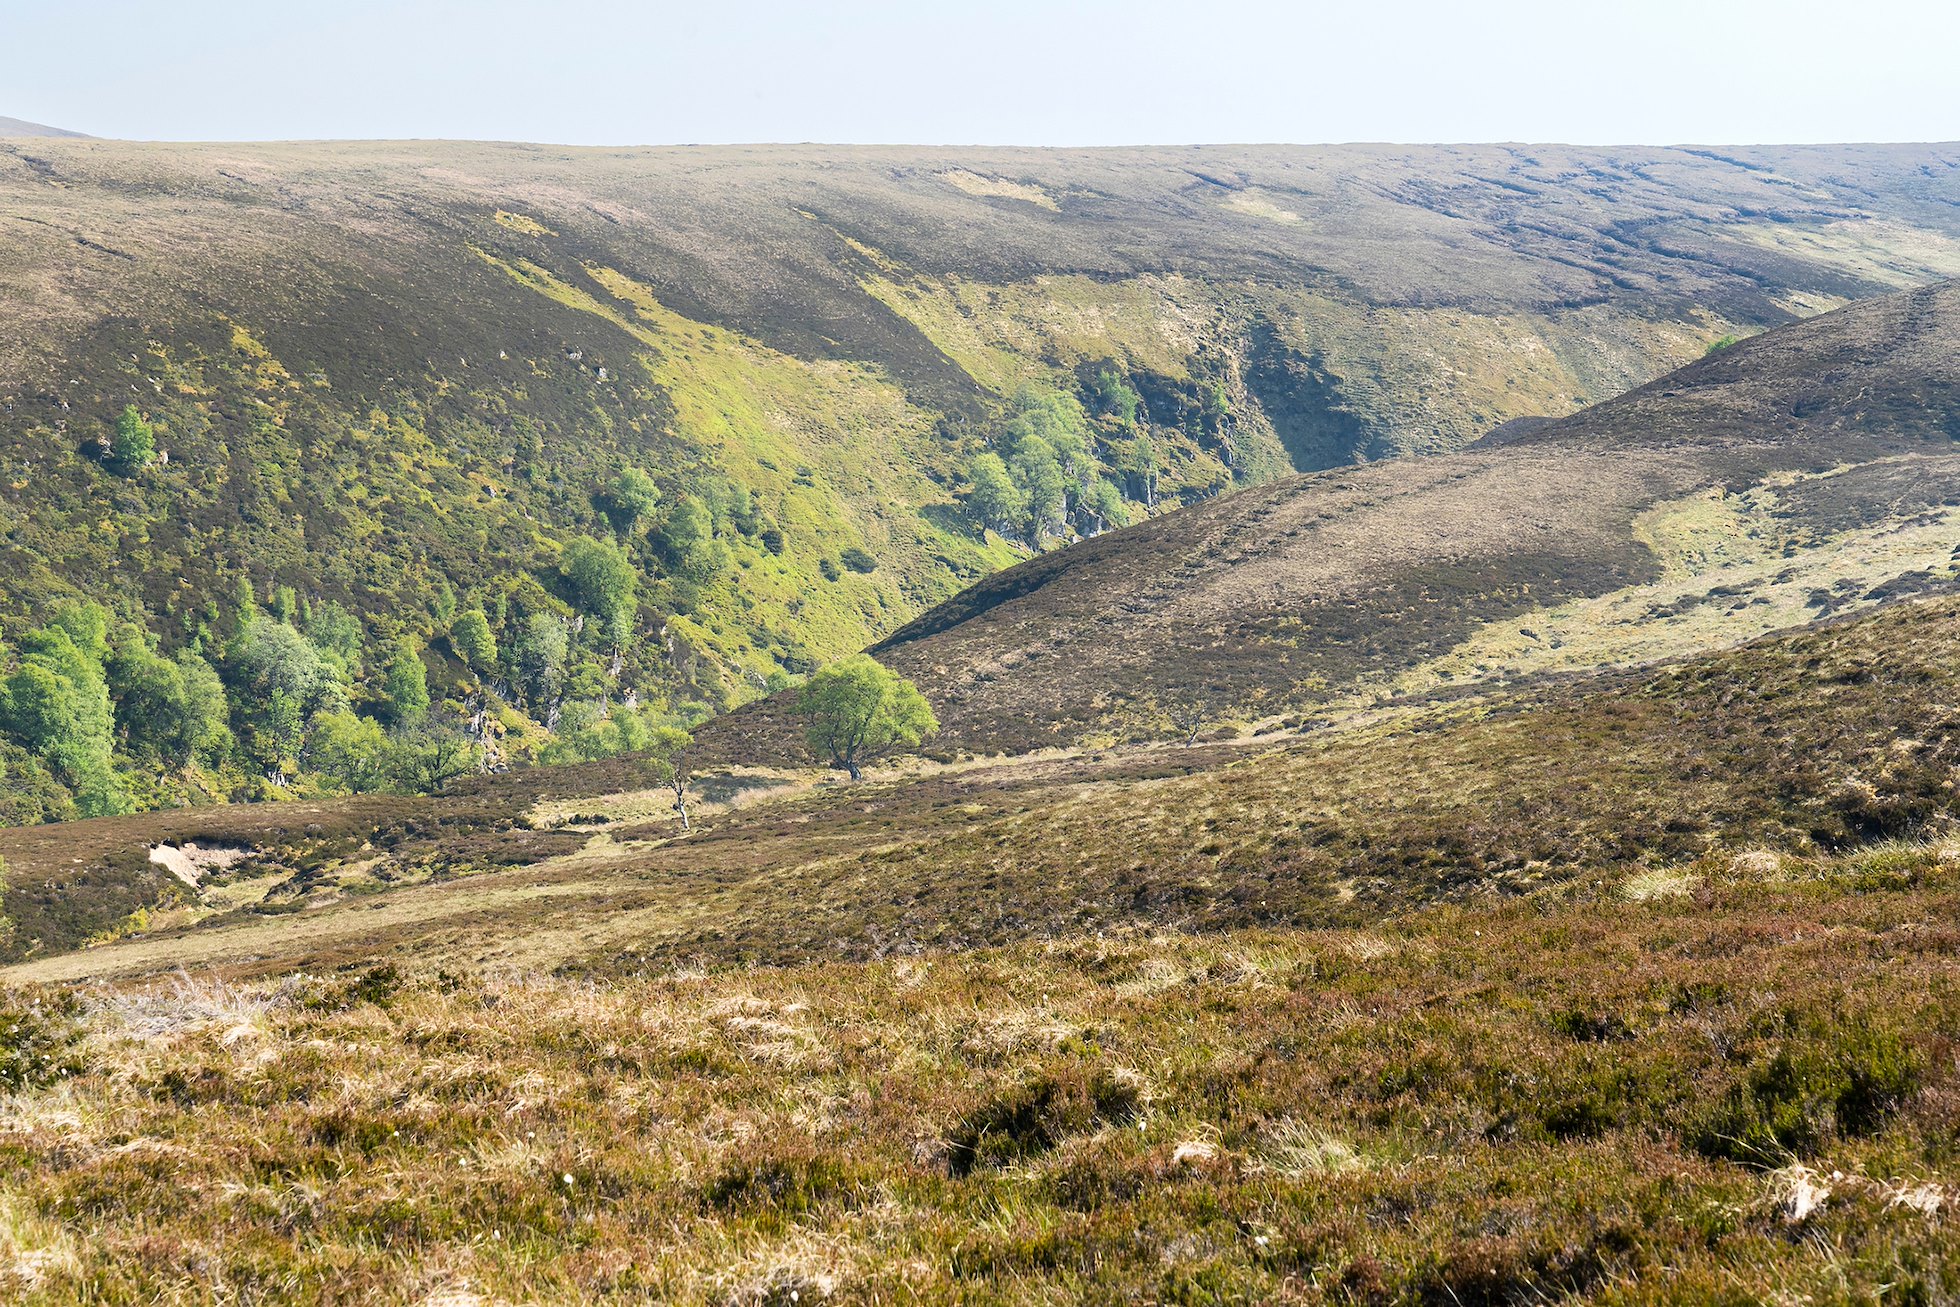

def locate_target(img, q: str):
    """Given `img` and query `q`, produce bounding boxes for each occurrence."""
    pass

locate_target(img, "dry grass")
[2,848,1958,1302]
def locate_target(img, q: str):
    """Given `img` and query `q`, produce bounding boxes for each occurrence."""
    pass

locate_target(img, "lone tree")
[109,404,156,473]
[645,725,694,829]
[795,654,938,780]
[1165,700,1208,747]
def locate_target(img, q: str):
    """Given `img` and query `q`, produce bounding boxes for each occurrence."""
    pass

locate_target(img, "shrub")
[1691,1010,1922,1165]
[947,1065,1144,1175]
[702,1144,863,1215]
[839,546,878,574]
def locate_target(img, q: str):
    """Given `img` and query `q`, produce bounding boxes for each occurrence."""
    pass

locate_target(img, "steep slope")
[697,280,1960,757]
[2,140,1958,818]
[3,140,1959,667]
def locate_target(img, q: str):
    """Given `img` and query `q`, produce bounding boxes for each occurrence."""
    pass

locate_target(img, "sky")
[6,0,1959,146]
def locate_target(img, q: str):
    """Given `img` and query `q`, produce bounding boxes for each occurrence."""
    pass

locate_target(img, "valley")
[3,126,1960,1303]
[2,138,1959,817]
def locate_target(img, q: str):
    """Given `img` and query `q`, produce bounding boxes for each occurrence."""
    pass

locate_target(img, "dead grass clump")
[1260,1119,1369,1178]
[1620,866,1699,901]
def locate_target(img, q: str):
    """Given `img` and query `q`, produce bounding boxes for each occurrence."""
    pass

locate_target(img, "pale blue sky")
[6,0,1957,145]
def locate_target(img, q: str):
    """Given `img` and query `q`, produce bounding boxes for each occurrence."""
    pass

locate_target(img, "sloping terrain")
[0,116,84,138]
[3,139,1959,822]
[11,581,1960,978]
[3,845,1957,1303]
[699,280,1960,756]
[6,287,1960,966]
[3,138,1959,696]
[7,263,1960,1299]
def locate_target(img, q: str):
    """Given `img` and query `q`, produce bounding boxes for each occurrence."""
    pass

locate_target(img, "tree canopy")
[449,608,497,672]
[603,465,661,534]
[794,654,938,780]
[561,536,638,648]
[383,640,430,727]
[109,405,156,472]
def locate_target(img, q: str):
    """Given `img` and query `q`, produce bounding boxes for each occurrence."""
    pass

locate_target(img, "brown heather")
[1,847,1958,1303]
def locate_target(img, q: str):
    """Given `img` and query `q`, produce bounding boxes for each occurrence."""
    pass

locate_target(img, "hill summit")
[0,115,86,138]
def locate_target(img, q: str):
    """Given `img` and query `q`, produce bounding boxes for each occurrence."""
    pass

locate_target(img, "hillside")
[3,824,1958,1302]
[8,281,1960,1299]
[5,282,1960,964]
[0,116,85,138]
[8,560,1960,1301]
[699,279,1960,757]
[1,139,1959,816]
[7,582,1960,978]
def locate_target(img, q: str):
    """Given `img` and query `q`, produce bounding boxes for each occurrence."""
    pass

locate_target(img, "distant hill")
[0,115,86,137]
[0,138,1957,812]
[705,280,1960,757]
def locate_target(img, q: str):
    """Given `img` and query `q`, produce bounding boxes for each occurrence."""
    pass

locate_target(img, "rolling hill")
[0,116,85,138]
[697,279,1960,757]
[0,139,1958,806]
[5,281,1960,971]
[6,214,1960,1303]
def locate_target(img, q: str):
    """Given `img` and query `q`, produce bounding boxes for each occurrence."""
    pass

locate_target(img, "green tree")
[1123,431,1159,509]
[107,623,208,763]
[648,725,695,829]
[173,649,234,764]
[967,452,1026,538]
[450,608,498,672]
[385,721,482,793]
[657,496,715,576]
[382,639,430,727]
[1004,385,1091,449]
[430,580,458,628]
[794,654,938,780]
[0,618,126,815]
[225,618,343,769]
[109,404,156,472]
[304,601,365,678]
[561,536,638,646]
[514,613,569,709]
[306,710,391,792]
[1084,478,1129,533]
[603,466,661,534]
[49,601,110,662]
[1011,438,1069,544]
[1088,366,1142,429]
